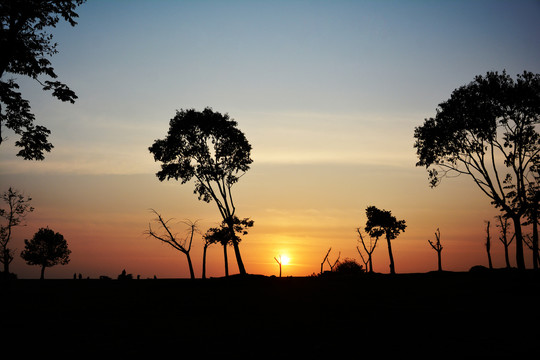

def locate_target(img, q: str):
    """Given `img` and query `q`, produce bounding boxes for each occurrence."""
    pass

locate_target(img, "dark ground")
[1,269,539,357]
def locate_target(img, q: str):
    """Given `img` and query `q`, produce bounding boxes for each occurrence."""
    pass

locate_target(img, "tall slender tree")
[365,206,406,275]
[149,108,253,275]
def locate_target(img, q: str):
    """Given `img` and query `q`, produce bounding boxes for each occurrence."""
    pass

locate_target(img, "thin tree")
[149,107,253,275]
[414,71,540,270]
[356,227,379,273]
[496,215,514,268]
[146,209,197,279]
[524,234,540,268]
[0,187,33,276]
[320,247,331,274]
[427,228,443,272]
[485,221,493,269]
[203,216,253,277]
[0,0,85,160]
[20,227,71,279]
[365,206,406,275]
[327,251,341,272]
[274,255,283,278]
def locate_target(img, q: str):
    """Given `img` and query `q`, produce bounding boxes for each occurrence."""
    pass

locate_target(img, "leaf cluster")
[364,205,406,241]
[0,0,85,159]
[203,216,254,246]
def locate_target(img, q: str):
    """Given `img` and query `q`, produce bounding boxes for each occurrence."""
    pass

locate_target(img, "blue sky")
[1,0,539,278]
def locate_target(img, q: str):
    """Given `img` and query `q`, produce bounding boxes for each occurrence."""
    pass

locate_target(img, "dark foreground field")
[1,270,539,357]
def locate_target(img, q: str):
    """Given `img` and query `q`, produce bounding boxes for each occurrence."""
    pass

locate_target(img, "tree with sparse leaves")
[0,187,33,276]
[414,71,540,270]
[20,227,71,279]
[149,107,253,275]
[0,0,85,160]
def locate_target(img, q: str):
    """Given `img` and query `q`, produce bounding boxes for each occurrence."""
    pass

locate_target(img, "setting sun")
[280,255,290,265]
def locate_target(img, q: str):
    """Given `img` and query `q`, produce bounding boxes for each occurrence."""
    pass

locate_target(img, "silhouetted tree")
[496,215,514,268]
[203,216,253,277]
[149,107,253,275]
[0,187,33,276]
[320,247,331,274]
[485,221,493,269]
[356,227,379,273]
[145,209,197,279]
[365,206,406,275]
[326,250,340,272]
[274,255,283,277]
[20,227,70,279]
[414,71,540,270]
[428,228,443,272]
[0,0,85,160]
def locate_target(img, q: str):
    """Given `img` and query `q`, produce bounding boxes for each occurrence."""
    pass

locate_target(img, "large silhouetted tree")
[149,107,253,275]
[365,206,406,275]
[414,71,540,270]
[0,0,85,160]
[0,187,33,276]
[146,209,197,279]
[20,227,70,279]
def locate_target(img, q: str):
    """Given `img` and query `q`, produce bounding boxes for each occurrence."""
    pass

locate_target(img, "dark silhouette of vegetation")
[333,258,364,276]
[145,209,197,279]
[496,215,514,268]
[485,221,493,269]
[20,227,70,279]
[414,70,540,270]
[428,228,443,272]
[203,216,253,277]
[0,0,85,160]
[356,227,379,273]
[149,107,253,276]
[365,206,406,274]
[117,269,133,280]
[0,187,33,276]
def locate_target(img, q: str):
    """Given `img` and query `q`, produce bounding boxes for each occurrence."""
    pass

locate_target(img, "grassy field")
[1,269,538,357]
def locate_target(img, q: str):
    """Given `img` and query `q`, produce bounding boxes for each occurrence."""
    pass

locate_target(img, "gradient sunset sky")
[1,0,539,279]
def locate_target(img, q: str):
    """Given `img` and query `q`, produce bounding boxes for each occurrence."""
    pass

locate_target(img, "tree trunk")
[40,265,46,280]
[504,243,511,269]
[231,240,246,275]
[186,252,195,279]
[202,244,208,279]
[368,255,373,273]
[486,221,493,269]
[386,236,395,274]
[223,244,229,277]
[512,215,526,270]
[437,251,442,272]
[532,207,538,270]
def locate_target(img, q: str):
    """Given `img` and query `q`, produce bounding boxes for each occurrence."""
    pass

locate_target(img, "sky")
[1,0,539,279]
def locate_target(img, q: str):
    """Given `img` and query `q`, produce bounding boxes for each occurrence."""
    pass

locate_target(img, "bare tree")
[320,248,331,274]
[356,228,379,273]
[485,221,493,269]
[327,251,341,272]
[146,209,197,279]
[274,255,283,278]
[496,215,514,269]
[428,228,443,272]
[1,187,34,276]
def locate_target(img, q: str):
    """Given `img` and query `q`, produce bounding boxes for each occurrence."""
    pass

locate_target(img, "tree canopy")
[149,107,253,275]
[0,0,85,160]
[414,70,540,269]
[20,227,71,279]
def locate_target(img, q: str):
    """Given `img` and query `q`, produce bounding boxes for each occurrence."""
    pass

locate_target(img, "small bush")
[334,258,365,275]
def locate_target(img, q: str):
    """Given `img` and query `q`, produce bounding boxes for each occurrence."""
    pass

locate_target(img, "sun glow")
[280,255,290,266]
